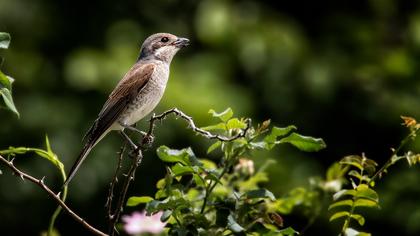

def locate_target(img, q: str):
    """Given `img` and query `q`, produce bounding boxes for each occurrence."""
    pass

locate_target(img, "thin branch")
[109,148,144,236]
[106,144,126,234]
[369,128,420,184]
[0,154,107,236]
[147,108,251,141]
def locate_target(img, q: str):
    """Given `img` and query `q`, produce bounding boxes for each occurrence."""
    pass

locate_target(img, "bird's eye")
[161,37,169,43]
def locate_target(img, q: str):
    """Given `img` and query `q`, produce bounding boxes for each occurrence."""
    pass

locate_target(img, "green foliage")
[0,32,19,117]
[127,108,325,235]
[328,116,420,235]
[0,135,67,235]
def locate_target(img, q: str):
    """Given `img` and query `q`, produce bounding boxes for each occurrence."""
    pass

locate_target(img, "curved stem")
[48,166,68,235]
[0,154,107,236]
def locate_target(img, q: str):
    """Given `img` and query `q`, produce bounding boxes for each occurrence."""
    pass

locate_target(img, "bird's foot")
[140,134,154,148]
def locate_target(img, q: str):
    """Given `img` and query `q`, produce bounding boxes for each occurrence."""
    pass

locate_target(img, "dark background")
[1,0,420,235]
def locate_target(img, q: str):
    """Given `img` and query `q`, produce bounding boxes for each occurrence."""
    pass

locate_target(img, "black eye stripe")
[161,37,169,42]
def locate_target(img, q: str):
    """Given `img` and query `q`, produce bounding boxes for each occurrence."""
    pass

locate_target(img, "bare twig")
[147,108,251,141]
[106,144,126,234]
[108,148,144,236]
[0,154,107,236]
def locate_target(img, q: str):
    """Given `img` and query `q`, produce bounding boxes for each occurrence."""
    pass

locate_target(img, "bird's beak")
[173,37,190,48]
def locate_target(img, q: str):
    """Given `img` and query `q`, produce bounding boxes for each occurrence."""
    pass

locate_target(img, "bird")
[63,33,190,186]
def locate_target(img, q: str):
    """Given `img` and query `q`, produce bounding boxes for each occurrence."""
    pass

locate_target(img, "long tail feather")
[62,143,94,187]
[62,127,110,188]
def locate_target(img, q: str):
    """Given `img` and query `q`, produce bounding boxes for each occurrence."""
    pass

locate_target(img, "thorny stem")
[108,145,144,236]
[48,165,68,236]
[0,154,107,236]
[106,145,126,235]
[147,108,251,142]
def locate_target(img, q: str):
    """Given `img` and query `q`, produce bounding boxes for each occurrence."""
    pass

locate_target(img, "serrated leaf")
[227,214,245,233]
[126,196,154,206]
[208,108,233,122]
[350,214,365,226]
[0,32,10,49]
[280,132,326,152]
[172,163,195,176]
[333,189,356,201]
[244,189,276,201]
[207,141,221,154]
[0,88,19,117]
[328,199,353,210]
[329,211,350,222]
[226,118,246,129]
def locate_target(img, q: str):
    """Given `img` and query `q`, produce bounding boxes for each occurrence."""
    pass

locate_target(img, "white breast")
[119,63,169,127]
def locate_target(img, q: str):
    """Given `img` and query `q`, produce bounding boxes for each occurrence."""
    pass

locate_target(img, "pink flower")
[122,211,166,235]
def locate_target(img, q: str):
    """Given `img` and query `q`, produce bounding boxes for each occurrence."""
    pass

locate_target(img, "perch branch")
[0,154,107,236]
[147,108,251,140]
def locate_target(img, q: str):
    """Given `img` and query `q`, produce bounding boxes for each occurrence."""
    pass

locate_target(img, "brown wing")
[84,62,156,144]
[62,63,155,187]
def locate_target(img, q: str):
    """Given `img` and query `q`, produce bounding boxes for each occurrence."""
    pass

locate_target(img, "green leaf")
[227,214,245,233]
[209,108,233,122]
[226,118,246,129]
[348,170,363,181]
[127,196,154,206]
[328,199,353,210]
[193,174,205,187]
[340,155,364,171]
[355,184,379,202]
[172,163,195,176]
[207,141,221,154]
[333,189,356,201]
[350,214,365,226]
[205,171,223,185]
[280,132,326,152]
[0,71,12,90]
[201,122,226,131]
[0,32,11,49]
[263,126,297,149]
[160,210,172,222]
[0,87,19,117]
[278,227,298,235]
[354,198,379,208]
[156,146,200,166]
[345,228,371,236]
[244,189,276,201]
[329,211,350,222]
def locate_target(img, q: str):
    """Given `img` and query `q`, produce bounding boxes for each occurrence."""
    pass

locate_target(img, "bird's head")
[138,33,189,63]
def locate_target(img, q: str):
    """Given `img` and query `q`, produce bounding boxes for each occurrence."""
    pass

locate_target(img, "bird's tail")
[62,129,110,188]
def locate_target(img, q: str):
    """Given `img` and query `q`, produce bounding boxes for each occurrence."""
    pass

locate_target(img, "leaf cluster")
[127,108,326,235]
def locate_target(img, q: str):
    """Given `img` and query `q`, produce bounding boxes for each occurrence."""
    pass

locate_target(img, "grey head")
[138,33,190,63]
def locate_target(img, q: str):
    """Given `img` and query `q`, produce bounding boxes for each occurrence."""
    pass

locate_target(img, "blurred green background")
[1,0,420,235]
